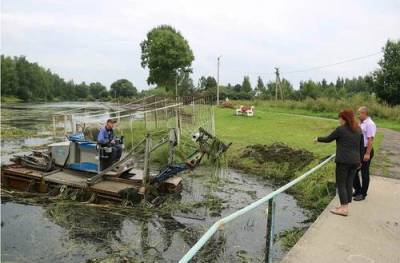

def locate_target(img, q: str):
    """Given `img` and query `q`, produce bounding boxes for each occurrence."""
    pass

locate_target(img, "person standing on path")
[353,106,377,201]
[315,109,364,216]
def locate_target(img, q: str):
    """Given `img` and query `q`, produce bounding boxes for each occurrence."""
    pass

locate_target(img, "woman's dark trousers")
[336,163,358,205]
[353,148,374,197]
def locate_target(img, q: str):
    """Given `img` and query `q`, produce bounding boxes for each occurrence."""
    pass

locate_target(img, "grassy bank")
[247,98,400,131]
[0,127,36,138]
[216,103,383,211]
[1,96,24,103]
[215,106,338,213]
[214,103,384,250]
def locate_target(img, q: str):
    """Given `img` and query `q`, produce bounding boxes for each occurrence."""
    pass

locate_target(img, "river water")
[1,102,308,262]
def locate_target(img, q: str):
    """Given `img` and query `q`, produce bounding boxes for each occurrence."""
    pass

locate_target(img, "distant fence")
[179,154,336,263]
[51,96,215,149]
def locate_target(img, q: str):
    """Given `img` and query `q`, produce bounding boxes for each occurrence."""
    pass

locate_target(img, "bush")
[253,95,400,121]
[219,100,235,109]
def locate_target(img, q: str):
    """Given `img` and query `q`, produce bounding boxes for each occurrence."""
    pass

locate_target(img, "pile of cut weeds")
[230,142,314,183]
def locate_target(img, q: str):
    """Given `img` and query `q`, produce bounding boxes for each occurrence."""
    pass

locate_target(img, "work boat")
[2,127,230,204]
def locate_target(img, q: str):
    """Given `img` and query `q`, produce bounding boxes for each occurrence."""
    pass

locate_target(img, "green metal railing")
[179,154,335,263]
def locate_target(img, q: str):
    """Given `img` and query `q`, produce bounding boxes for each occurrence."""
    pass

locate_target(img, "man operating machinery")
[97,119,123,169]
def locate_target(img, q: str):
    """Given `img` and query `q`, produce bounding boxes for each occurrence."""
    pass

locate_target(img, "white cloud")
[2,0,399,89]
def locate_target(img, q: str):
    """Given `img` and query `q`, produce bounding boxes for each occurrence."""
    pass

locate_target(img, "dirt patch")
[231,143,314,183]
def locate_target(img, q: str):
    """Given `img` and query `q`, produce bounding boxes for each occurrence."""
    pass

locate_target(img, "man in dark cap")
[97,119,122,168]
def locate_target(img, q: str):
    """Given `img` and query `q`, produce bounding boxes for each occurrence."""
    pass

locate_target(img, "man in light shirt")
[353,106,376,201]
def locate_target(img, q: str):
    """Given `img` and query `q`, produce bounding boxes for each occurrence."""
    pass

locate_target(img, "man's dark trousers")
[111,144,122,163]
[353,148,374,197]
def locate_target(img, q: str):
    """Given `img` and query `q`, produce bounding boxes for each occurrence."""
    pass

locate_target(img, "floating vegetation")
[231,143,314,183]
[276,226,308,251]
[193,193,227,217]
[0,127,36,138]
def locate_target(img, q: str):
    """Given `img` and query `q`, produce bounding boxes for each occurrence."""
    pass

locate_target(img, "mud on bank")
[230,142,314,184]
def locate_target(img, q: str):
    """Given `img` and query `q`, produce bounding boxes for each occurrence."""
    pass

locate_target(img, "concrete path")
[373,128,400,179]
[281,176,400,263]
[282,128,400,263]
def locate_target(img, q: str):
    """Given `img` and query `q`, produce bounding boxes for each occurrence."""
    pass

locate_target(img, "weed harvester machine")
[1,96,231,204]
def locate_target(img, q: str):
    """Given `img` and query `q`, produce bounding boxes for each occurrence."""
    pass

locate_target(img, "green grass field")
[214,105,384,218]
[250,100,400,132]
[215,107,337,157]
[214,102,389,249]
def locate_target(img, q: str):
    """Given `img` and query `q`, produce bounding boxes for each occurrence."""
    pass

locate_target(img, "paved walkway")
[373,128,400,179]
[282,129,400,263]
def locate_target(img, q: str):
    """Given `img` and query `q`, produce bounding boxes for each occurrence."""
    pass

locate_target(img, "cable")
[200,51,383,78]
[281,51,383,75]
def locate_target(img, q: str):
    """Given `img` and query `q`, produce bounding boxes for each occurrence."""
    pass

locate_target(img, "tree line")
[2,24,399,106]
[1,55,138,102]
[139,25,399,105]
[194,74,375,101]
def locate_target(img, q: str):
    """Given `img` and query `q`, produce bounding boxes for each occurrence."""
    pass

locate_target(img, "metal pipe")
[265,198,275,263]
[179,154,335,263]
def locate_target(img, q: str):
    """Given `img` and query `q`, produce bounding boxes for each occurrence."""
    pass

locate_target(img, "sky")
[2,0,399,90]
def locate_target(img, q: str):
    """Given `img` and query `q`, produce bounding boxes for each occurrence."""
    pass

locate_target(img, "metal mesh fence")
[51,96,215,151]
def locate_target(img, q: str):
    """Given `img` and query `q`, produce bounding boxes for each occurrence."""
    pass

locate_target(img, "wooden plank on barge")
[90,180,144,197]
[45,170,87,188]
[2,165,43,180]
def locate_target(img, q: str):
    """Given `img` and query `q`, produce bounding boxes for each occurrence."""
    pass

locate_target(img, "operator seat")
[83,126,112,171]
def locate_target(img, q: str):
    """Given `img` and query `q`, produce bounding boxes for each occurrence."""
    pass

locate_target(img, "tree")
[241,76,252,93]
[373,40,400,105]
[1,55,110,102]
[89,82,108,99]
[280,78,294,99]
[335,77,344,90]
[233,84,242,92]
[177,72,195,95]
[64,80,76,100]
[1,55,19,97]
[140,25,194,91]
[299,80,319,99]
[198,76,217,91]
[255,76,266,96]
[110,79,138,98]
[75,82,89,99]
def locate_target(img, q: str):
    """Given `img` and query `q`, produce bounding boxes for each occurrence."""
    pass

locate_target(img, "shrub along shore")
[235,97,400,130]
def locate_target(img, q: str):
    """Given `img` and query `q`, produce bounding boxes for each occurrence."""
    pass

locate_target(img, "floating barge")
[2,96,230,204]
[1,163,182,202]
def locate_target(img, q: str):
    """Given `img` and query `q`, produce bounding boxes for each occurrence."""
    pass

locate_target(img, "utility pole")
[274,67,283,100]
[217,55,221,105]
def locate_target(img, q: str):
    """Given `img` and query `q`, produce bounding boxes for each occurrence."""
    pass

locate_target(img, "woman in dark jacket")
[315,109,363,216]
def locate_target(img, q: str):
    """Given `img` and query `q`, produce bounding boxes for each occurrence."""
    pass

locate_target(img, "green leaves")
[241,76,252,93]
[110,79,138,98]
[0,55,112,102]
[373,40,400,105]
[140,25,194,90]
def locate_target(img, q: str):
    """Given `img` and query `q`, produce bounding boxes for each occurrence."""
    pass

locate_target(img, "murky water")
[1,102,308,262]
[1,102,112,164]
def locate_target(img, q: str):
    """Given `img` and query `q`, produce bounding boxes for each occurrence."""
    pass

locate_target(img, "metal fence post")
[52,116,56,138]
[265,198,276,263]
[154,97,158,129]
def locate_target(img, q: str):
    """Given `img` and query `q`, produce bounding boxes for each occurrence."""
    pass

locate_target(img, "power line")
[281,51,382,75]
[196,50,383,81]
